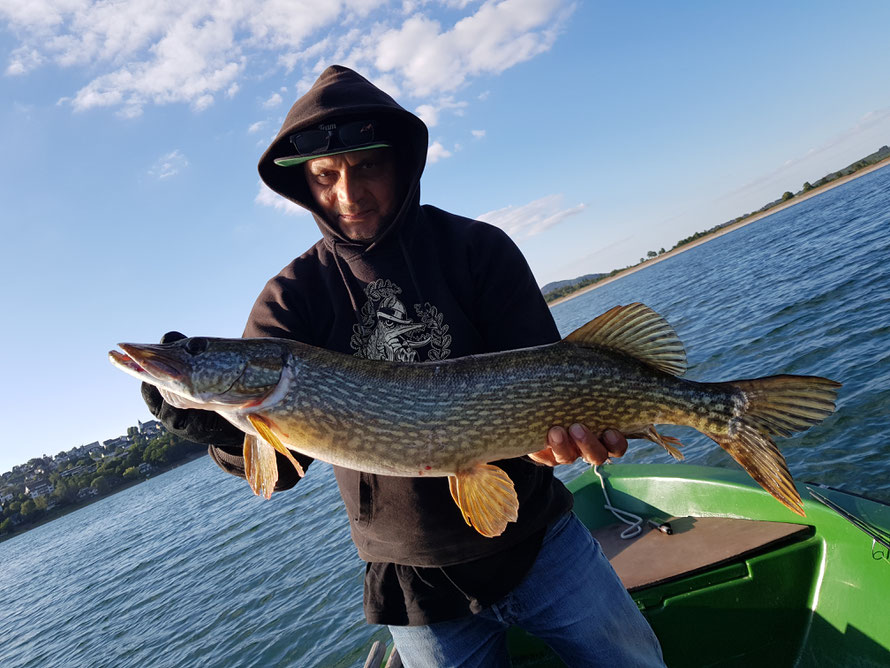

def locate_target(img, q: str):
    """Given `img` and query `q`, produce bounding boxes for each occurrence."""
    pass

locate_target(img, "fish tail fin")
[707,375,841,517]
[448,464,519,538]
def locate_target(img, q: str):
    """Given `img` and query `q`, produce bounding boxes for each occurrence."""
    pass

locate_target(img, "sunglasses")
[290,120,378,156]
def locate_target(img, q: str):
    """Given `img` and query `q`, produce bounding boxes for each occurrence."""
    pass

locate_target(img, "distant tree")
[123,466,140,481]
[52,480,78,504]
[91,475,111,494]
[20,499,37,518]
[659,248,666,255]
[143,442,169,466]
[782,191,794,201]
[802,182,813,192]
[0,518,12,534]
[647,250,657,259]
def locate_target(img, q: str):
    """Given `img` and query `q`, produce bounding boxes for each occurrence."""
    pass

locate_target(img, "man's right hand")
[140,331,244,447]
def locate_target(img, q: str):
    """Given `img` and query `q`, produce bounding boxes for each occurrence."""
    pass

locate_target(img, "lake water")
[2,165,889,667]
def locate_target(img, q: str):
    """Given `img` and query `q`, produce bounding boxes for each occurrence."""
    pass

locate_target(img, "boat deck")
[592,516,814,591]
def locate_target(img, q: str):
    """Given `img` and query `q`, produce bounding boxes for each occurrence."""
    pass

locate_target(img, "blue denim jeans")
[388,513,665,667]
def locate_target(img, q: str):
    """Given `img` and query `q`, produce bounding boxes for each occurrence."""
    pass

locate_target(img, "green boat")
[366,464,890,667]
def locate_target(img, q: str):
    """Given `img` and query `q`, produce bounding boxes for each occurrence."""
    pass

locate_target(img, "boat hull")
[506,464,890,667]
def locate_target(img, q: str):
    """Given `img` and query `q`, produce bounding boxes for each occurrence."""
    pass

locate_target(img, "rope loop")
[593,464,642,539]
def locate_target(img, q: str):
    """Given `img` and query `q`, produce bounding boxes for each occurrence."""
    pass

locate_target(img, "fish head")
[110,337,290,409]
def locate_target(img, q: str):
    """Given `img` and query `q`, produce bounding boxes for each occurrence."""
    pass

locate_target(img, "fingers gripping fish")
[109,304,840,537]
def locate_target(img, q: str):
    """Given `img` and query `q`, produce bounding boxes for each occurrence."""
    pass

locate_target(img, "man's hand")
[528,424,628,467]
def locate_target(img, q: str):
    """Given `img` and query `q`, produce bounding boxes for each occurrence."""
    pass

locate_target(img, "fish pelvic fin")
[243,433,278,500]
[564,303,687,376]
[448,464,519,538]
[247,414,306,478]
[627,425,686,460]
[708,375,842,517]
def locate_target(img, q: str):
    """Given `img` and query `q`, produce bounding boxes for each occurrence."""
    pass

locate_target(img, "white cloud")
[471,129,485,138]
[248,120,266,134]
[427,141,453,163]
[148,149,188,180]
[415,97,466,127]
[477,194,585,240]
[255,180,308,216]
[374,0,571,96]
[1,0,573,116]
[262,92,283,108]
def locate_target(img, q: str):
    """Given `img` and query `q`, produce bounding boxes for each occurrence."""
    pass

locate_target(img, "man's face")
[304,148,401,241]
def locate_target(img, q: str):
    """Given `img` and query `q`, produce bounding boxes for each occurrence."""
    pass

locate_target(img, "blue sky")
[1,1,889,473]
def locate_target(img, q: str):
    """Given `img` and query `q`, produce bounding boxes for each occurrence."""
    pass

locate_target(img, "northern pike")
[110,303,840,537]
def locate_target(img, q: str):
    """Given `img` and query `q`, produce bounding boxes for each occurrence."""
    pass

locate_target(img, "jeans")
[388,513,665,667]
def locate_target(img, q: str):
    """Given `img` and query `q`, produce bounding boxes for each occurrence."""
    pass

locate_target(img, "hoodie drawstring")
[398,234,425,308]
[331,232,427,327]
[331,238,363,324]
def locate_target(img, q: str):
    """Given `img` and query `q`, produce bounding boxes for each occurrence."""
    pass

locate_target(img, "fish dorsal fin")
[564,303,687,376]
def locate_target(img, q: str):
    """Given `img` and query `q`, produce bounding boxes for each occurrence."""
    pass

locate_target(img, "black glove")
[140,331,244,447]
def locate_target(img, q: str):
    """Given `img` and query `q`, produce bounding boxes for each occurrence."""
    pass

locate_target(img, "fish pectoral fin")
[627,425,686,460]
[448,476,468,524]
[563,303,687,376]
[448,464,519,538]
[243,434,278,500]
[247,414,305,478]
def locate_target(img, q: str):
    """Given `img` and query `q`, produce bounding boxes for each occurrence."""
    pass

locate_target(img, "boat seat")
[591,516,814,591]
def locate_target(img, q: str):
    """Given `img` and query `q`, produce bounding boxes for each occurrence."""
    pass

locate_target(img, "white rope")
[593,464,643,539]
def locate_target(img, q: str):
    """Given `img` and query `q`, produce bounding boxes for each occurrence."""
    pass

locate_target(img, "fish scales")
[111,302,840,536]
[264,343,730,475]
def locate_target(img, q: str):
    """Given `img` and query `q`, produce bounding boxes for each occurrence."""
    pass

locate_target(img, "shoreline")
[0,449,206,544]
[549,157,890,308]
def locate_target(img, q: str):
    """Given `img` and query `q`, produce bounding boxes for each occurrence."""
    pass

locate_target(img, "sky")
[1,0,889,473]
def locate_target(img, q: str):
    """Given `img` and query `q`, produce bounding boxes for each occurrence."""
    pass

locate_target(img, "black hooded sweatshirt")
[213,65,572,625]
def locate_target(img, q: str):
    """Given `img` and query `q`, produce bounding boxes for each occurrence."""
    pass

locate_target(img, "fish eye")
[185,337,209,355]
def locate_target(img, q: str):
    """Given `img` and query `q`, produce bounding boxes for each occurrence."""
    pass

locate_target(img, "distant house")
[25,482,54,499]
[138,463,153,475]
[138,420,164,438]
[103,435,132,451]
[77,487,99,501]
[71,442,105,460]
[60,463,98,478]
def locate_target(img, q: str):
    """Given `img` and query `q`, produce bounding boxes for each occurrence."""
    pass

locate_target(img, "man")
[144,65,664,666]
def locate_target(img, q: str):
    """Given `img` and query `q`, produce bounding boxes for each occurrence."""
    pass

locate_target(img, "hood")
[258,65,429,250]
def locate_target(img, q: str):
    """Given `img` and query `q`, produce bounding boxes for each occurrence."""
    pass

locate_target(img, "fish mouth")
[111,343,186,383]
